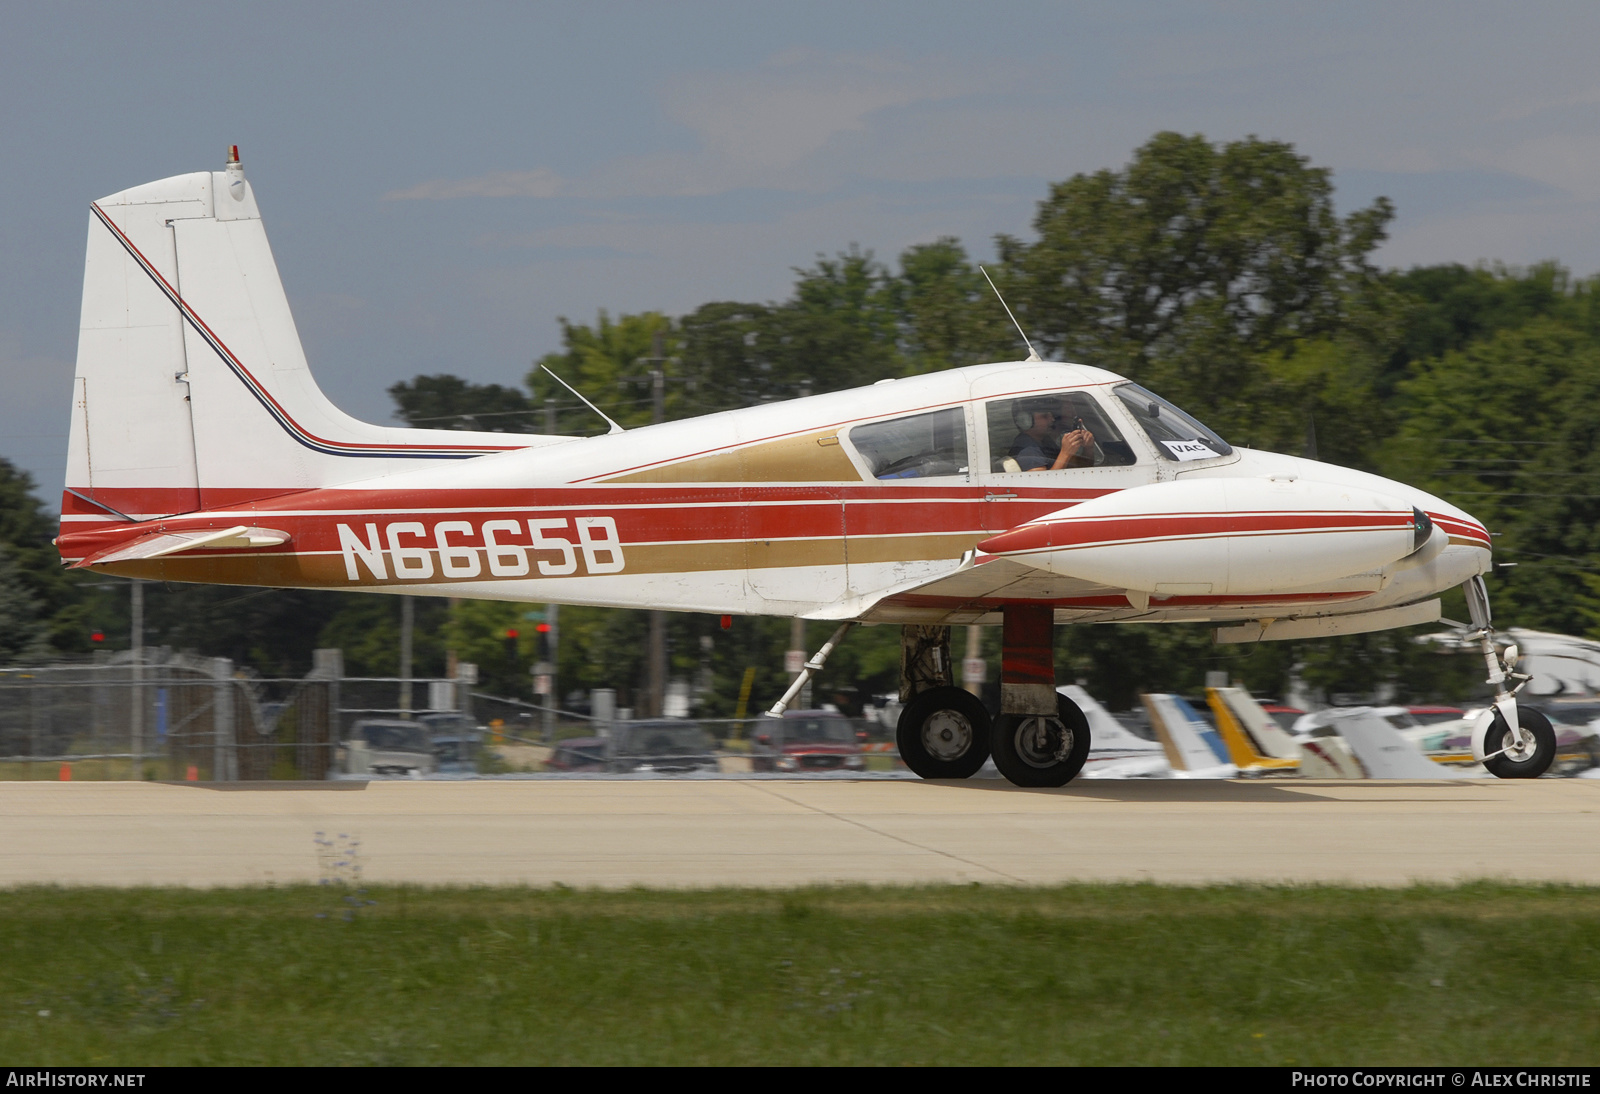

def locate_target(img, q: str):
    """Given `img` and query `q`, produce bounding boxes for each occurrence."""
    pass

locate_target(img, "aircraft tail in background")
[1142,694,1237,779]
[1061,685,1162,753]
[64,149,561,528]
[1206,687,1300,774]
[1323,710,1485,779]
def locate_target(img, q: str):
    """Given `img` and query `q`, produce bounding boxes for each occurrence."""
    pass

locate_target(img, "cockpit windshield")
[1112,383,1232,461]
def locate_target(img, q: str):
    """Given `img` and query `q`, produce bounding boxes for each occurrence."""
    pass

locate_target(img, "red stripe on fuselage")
[977,509,1413,557]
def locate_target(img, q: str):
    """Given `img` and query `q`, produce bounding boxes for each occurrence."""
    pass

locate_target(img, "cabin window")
[849,407,969,480]
[1112,383,1232,461]
[985,391,1137,473]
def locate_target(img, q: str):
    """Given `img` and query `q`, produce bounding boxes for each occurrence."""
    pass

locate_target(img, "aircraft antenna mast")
[539,365,625,435]
[978,265,1041,362]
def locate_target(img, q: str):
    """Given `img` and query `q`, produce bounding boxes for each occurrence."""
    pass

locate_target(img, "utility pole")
[787,617,810,709]
[962,624,986,698]
[628,330,671,717]
[399,596,414,718]
[538,602,559,741]
[130,579,143,780]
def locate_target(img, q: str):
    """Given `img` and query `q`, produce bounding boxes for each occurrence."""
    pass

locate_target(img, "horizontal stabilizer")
[74,525,289,568]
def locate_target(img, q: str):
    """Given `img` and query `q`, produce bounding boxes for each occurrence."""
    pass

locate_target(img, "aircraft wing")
[806,552,1124,625]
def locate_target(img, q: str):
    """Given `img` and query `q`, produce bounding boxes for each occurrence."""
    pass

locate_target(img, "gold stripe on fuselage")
[601,429,862,484]
[91,531,987,589]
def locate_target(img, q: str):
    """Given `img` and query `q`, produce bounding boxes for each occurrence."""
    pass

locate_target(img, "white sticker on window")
[1161,440,1216,462]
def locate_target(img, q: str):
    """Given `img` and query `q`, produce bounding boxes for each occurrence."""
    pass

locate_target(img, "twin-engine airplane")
[55,150,1555,786]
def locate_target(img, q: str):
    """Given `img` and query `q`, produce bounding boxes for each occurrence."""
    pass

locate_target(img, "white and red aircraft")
[54,150,1553,786]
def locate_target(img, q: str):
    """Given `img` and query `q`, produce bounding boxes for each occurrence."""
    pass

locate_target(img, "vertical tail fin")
[1206,687,1300,772]
[1324,710,1475,779]
[65,150,547,527]
[1060,685,1158,751]
[1142,694,1236,776]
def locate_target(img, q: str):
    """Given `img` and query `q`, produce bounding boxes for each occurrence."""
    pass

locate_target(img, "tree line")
[5,132,1598,712]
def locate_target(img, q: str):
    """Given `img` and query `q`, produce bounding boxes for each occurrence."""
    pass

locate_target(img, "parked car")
[545,736,609,773]
[607,720,719,774]
[343,718,437,777]
[751,710,866,772]
[420,712,482,774]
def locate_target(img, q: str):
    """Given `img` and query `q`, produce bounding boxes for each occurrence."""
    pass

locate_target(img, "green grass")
[3,883,1598,1065]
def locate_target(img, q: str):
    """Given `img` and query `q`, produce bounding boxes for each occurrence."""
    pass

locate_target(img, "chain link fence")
[0,650,464,781]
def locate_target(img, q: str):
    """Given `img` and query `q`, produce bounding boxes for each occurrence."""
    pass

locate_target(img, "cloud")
[383,167,563,200]
[592,50,1010,197]
[382,51,1021,204]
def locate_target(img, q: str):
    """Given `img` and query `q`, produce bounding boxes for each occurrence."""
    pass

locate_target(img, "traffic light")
[90,629,105,646]
[504,627,520,667]
[536,621,551,661]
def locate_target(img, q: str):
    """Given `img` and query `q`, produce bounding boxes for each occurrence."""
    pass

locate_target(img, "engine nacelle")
[976,477,1429,596]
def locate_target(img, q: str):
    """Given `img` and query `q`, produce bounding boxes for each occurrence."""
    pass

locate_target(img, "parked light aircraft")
[1208,687,1490,779]
[1082,694,1235,779]
[1061,685,1164,771]
[54,150,1555,786]
[1206,687,1301,775]
[1316,710,1488,780]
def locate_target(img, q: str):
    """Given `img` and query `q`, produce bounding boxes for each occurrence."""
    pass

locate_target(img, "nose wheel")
[1482,706,1556,779]
[991,693,1092,787]
[896,686,991,779]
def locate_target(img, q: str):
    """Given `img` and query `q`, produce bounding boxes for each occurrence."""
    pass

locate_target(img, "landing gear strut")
[989,604,1090,787]
[1464,576,1554,779]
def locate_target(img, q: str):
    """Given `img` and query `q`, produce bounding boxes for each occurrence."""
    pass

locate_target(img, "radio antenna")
[539,364,625,435]
[978,265,1040,362]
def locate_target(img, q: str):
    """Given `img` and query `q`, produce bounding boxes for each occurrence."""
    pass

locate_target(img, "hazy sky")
[5,1,1600,505]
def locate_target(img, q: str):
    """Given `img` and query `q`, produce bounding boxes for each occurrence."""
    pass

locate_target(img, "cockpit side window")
[984,391,1136,473]
[848,407,969,480]
[1112,383,1232,461]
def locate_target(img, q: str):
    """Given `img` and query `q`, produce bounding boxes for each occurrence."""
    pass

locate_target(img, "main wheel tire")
[991,693,1091,788]
[1483,706,1557,779]
[896,686,991,779]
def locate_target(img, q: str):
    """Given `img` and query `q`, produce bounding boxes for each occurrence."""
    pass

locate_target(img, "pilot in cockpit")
[1008,397,1096,472]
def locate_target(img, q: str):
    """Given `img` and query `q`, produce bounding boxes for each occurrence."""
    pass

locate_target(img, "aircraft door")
[979,389,1153,532]
[742,484,848,608]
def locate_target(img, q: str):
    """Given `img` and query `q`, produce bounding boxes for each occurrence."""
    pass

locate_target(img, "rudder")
[65,148,542,527]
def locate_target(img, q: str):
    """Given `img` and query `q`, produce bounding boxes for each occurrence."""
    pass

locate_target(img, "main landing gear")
[1464,576,1555,779]
[991,693,1091,788]
[893,609,1092,788]
[897,685,991,779]
[894,626,991,778]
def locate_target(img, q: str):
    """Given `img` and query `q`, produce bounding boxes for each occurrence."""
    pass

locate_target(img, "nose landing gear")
[1463,576,1554,779]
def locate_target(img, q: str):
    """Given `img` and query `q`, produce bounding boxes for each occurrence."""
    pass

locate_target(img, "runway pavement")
[3,777,1598,888]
